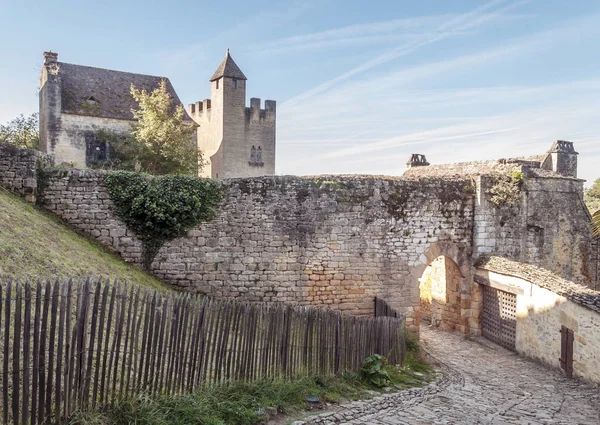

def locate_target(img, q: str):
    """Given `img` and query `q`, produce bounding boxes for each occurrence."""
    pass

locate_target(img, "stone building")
[188,50,276,179]
[38,50,276,178]
[38,51,189,167]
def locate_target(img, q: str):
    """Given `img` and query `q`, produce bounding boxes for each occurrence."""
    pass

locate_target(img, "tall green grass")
[69,349,432,425]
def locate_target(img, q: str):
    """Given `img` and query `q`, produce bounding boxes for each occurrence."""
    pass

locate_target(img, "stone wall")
[53,114,133,167]
[0,143,52,202]
[474,174,594,287]
[39,171,476,330]
[518,284,600,384]
[2,140,595,335]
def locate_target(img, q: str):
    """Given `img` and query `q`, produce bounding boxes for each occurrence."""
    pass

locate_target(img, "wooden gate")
[482,285,517,351]
[560,326,574,377]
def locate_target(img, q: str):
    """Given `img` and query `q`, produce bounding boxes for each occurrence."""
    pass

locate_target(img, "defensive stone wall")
[0,143,53,202]
[474,174,593,286]
[38,171,476,330]
[2,143,598,332]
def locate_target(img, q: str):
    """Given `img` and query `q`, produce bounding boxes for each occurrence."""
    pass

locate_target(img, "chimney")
[406,154,430,168]
[43,51,58,66]
[542,140,578,178]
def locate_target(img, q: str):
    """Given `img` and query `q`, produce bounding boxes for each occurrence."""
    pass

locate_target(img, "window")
[216,79,219,89]
[232,79,237,88]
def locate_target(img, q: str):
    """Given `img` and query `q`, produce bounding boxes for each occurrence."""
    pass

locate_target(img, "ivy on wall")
[104,171,222,269]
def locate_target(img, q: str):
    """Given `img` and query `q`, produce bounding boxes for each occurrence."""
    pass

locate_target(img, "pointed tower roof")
[210,49,247,81]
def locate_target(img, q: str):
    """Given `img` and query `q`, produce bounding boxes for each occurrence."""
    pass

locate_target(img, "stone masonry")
[2,141,597,338]
[38,50,276,178]
[39,172,475,332]
[190,50,276,179]
[0,143,52,202]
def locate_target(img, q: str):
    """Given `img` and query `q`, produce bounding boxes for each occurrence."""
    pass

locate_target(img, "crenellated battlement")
[245,97,276,123]
[188,99,212,120]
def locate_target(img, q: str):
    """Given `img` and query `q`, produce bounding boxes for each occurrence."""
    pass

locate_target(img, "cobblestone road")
[299,327,600,425]
[354,328,600,425]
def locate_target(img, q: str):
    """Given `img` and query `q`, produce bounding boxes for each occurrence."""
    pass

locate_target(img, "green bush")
[105,171,222,268]
[360,354,391,387]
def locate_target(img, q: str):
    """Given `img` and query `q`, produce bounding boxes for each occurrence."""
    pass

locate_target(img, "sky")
[1,0,599,183]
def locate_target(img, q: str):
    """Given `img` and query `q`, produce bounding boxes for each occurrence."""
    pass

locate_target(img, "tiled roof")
[58,62,192,121]
[475,255,600,313]
[210,50,247,81]
[403,157,544,178]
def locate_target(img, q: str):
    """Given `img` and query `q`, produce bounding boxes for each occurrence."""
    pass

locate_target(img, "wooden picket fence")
[0,278,405,424]
[374,296,401,318]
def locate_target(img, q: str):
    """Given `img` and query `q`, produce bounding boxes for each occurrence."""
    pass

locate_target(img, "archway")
[419,256,462,331]
[408,242,475,335]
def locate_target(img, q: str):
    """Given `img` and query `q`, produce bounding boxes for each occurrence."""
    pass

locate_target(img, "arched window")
[256,146,262,163]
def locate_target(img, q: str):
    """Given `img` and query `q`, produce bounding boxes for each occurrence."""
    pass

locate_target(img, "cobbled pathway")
[298,327,600,425]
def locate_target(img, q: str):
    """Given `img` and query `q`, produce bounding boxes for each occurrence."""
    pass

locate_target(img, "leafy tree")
[587,178,600,200]
[585,178,600,215]
[0,113,39,149]
[129,79,201,175]
[593,211,600,237]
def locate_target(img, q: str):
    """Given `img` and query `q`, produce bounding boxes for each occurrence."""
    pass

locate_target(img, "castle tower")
[189,50,276,179]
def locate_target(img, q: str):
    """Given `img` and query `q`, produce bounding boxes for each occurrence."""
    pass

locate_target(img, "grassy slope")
[0,189,165,290]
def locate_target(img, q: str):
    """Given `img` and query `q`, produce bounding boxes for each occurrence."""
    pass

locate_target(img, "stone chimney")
[541,140,578,178]
[43,51,58,66]
[406,154,430,168]
[39,51,61,155]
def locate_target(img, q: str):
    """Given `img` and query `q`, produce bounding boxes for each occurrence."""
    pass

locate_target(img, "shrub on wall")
[488,171,523,207]
[105,171,222,269]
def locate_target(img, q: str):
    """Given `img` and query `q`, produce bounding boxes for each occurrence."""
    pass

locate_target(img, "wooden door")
[560,326,574,377]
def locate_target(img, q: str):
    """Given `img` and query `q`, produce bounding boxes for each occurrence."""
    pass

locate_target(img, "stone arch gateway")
[417,243,472,333]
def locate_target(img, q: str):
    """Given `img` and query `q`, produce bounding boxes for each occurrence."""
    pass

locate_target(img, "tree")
[585,178,600,215]
[593,211,600,237]
[0,113,39,149]
[588,178,600,200]
[129,79,201,175]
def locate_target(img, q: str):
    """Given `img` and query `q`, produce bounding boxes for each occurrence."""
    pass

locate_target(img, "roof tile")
[58,62,192,122]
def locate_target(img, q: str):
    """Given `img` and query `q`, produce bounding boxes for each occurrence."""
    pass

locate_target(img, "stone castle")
[38,50,276,178]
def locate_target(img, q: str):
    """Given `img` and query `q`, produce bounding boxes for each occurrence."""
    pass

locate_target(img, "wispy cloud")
[250,15,458,54]
[155,0,314,71]
[281,0,531,106]
[276,8,600,183]
[252,8,531,56]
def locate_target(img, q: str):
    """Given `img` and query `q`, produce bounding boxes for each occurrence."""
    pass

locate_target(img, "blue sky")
[1,0,599,183]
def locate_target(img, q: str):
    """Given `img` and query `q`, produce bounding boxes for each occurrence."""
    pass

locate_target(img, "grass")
[68,345,433,425]
[0,189,166,290]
